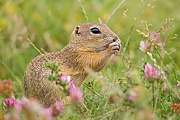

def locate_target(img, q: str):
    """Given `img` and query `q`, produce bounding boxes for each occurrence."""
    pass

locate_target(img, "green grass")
[0,0,180,119]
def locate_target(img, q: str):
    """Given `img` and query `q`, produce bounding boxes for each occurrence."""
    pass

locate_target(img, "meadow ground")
[0,0,180,119]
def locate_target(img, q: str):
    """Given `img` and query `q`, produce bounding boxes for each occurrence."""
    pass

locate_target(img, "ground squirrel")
[23,23,120,107]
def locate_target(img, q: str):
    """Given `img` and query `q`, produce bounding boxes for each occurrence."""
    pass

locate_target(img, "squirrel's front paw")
[109,42,121,54]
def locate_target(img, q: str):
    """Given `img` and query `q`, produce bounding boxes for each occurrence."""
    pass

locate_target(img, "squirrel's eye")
[91,27,101,34]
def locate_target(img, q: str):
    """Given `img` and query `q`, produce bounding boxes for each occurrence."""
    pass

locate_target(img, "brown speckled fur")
[24,23,120,107]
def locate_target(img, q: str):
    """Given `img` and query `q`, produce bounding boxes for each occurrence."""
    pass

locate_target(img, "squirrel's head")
[70,23,120,52]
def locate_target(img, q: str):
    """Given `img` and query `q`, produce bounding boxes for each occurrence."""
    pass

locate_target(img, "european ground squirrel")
[24,23,120,107]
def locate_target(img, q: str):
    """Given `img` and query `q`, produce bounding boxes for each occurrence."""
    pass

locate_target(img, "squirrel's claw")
[109,42,121,54]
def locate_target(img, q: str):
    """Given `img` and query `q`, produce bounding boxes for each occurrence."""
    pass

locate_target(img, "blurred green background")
[0,0,180,96]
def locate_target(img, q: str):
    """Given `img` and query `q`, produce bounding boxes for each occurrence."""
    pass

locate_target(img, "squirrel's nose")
[113,39,116,42]
[112,35,119,42]
[113,36,120,42]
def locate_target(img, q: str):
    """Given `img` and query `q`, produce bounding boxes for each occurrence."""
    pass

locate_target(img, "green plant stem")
[117,25,134,75]
[82,102,89,112]
[152,82,155,110]
[83,83,103,98]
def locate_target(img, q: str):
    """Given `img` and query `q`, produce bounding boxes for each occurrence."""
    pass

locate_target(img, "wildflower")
[61,73,71,83]
[21,97,42,113]
[144,63,165,82]
[51,102,63,117]
[144,63,159,80]
[139,40,153,53]
[3,97,22,120]
[108,93,120,104]
[128,90,137,102]
[21,97,29,105]
[108,95,115,104]
[125,71,130,79]
[170,103,180,113]
[150,31,164,47]
[41,108,53,120]
[4,97,21,111]
[21,97,43,120]
[69,82,82,103]
[162,82,167,92]
[0,80,13,97]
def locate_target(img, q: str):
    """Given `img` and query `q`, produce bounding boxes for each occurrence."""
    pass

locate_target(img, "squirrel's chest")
[89,54,113,72]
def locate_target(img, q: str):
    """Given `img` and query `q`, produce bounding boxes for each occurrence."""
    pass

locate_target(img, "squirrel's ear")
[75,26,81,34]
